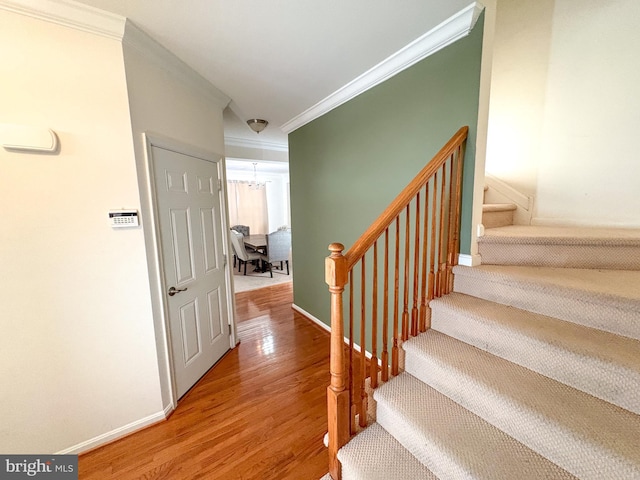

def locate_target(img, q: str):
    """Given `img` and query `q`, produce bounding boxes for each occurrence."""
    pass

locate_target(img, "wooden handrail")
[325,126,468,480]
[344,126,469,269]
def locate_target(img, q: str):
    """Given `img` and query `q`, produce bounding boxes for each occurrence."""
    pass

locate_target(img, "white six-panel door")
[152,145,230,399]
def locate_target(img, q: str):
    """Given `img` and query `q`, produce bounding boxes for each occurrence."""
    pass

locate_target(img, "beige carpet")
[482,225,640,242]
[374,372,575,479]
[478,225,640,269]
[403,331,640,479]
[430,293,640,414]
[231,261,292,293]
[453,265,640,340]
[336,227,640,479]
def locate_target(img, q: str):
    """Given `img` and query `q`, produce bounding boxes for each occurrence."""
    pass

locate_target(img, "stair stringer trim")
[484,174,534,225]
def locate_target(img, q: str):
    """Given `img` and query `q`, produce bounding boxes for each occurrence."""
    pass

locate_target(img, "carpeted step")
[453,264,640,341]
[403,331,640,479]
[430,292,640,415]
[478,225,640,269]
[337,422,438,480]
[373,372,575,479]
[482,203,516,229]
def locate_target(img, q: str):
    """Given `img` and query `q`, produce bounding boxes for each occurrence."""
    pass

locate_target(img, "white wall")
[486,0,640,226]
[0,11,162,453]
[122,24,229,410]
[485,0,554,197]
[468,0,497,262]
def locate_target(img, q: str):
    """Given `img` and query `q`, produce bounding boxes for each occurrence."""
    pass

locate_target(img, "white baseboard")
[292,303,372,360]
[57,404,172,454]
[458,253,482,267]
[292,303,330,333]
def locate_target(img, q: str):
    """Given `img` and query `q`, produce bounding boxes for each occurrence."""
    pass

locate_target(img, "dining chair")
[259,230,291,278]
[230,224,250,237]
[229,230,262,275]
[230,239,238,268]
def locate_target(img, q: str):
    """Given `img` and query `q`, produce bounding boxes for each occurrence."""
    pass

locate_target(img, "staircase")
[336,226,640,479]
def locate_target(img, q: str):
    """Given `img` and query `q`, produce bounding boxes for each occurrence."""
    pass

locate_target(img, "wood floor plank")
[79,283,330,480]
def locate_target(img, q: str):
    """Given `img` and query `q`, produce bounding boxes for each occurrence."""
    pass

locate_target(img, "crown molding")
[0,0,125,40]
[281,2,485,134]
[0,0,231,110]
[224,136,288,152]
[123,21,231,110]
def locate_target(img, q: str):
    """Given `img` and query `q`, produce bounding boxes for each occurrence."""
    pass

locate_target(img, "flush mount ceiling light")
[246,119,268,134]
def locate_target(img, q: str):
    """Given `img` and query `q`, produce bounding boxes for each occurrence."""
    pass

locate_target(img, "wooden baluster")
[450,144,466,293]
[419,183,429,332]
[445,154,456,295]
[444,153,456,294]
[402,206,410,341]
[326,243,349,480]
[348,271,356,435]
[391,217,400,376]
[359,258,367,428]
[370,242,378,388]
[437,166,447,297]
[428,177,437,328]
[381,228,390,382]
[411,193,420,337]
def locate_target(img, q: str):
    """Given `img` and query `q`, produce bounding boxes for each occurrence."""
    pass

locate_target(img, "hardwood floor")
[79,283,330,480]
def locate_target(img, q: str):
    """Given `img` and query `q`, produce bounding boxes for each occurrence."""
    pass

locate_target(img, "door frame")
[141,132,237,412]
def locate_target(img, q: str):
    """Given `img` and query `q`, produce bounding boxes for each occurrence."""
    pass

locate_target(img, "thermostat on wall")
[109,209,139,228]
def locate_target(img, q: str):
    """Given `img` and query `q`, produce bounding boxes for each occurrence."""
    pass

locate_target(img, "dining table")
[244,234,267,253]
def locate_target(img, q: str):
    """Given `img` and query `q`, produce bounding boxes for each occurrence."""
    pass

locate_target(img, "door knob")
[168,286,188,296]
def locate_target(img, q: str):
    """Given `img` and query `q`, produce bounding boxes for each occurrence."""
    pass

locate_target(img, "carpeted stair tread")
[337,422,438,480]
[374,372,576,479]
[430,293,640,415]
[453,265,640,340]
[482,203,517,212]
[481,225,640,245]
[478,225,640,269]
[403,331,640,479]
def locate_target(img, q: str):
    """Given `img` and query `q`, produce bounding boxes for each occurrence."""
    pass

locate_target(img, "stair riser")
[482,210,514,229]
[479,243,640,270]
[404,349,637,479]
[430,300,640,415]
[453,273,640,341]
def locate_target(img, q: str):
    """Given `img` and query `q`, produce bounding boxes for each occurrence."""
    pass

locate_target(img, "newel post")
[326,243,349,480]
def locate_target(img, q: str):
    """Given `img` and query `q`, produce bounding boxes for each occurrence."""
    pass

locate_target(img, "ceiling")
[70,0,472,148]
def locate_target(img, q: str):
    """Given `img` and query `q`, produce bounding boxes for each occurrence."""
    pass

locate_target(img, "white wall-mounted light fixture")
[0,124,59,153]
[246,119,268,134]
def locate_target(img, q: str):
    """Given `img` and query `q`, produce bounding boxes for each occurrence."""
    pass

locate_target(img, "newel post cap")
[325,243,348,287]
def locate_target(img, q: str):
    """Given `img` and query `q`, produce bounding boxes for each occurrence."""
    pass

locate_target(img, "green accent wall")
[289,16,484,325]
